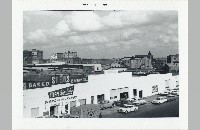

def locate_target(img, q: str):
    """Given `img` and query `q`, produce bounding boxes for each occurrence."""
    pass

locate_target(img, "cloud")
[25,29,47,44]
[52,20,70,36]
[65,12,102,31]
[66,33,108,45]
[101,11,150,27]
[88,45,97,51]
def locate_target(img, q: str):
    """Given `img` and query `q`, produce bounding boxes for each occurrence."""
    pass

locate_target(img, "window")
[114,96,117,99]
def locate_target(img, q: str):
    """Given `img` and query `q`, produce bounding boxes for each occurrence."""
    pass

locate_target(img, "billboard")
[48,85,74,98]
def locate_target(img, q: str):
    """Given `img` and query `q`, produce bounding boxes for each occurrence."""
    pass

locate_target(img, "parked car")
[166,97,177,102]
[99,100,114,110]
[118,104,138,113]
[171,90,179,95]
[114,100,132,107]
[132,98,147,106]
[158,91,169,96]
[166,89,173,93]
[167,94,176,97]
[126,98,136,102]
[151,97,167,104]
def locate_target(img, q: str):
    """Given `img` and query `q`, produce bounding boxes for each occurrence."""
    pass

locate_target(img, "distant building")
[77,59,112,65]
[167,54,179,75]
[23,49,43,65]
[120,57,131,68]
[152,58,167,71]
[23,50,32,65]
[111,62,121,68]
[63,51,78,59]
[130,51,153,70]
[79,59,93,64]
[167,54,179,64]
[50,51,78,63]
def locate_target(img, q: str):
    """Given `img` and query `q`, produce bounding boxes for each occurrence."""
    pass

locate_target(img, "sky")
[23,10,178,59]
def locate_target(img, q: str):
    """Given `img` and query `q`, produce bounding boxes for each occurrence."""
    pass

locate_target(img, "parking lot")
[100,95,179,118]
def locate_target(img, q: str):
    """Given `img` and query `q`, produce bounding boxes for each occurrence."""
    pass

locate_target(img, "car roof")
[124,104,134,107]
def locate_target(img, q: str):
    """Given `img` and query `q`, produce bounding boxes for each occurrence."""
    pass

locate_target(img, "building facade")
[129,51,153,70]
[167,54,179,64]
[23,49,43,65]
[50,51,78,62]
[167,54,179,75]
[120,57,131,68]
[23,72,179,118]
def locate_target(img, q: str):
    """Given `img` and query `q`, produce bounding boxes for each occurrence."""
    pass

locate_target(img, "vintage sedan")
[127,97,147,106]
[118,104,138,114]
[151,97,167,104]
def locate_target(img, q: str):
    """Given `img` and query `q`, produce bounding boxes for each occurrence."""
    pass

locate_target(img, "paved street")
[101,97,179,118]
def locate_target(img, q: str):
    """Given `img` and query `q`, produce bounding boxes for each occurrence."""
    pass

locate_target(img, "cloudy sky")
[23,10,178,59]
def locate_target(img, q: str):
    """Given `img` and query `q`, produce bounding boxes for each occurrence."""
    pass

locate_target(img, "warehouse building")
[23,71,179,118]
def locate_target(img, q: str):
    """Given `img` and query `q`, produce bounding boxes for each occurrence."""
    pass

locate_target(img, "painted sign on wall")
[48,85,74,98]
[51,75,70,85]
[152,85,158,93]
[45,96,77,104]
[26,81,52,89]
[70,75,88,84]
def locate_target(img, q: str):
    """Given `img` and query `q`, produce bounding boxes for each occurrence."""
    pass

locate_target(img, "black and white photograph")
[23,10,180,118]
[12,0,188,129]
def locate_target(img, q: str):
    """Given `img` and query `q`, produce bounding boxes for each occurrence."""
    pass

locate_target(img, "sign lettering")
[26,81,52,89]
[45,96,77,104]
[48,85,74,98]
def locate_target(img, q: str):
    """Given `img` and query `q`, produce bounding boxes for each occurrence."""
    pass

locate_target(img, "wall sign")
[26,81,52,89]
[45,96,77,104]
[51,75,70,85]
[152,85,158,93]
[70,75,88,84]
[48,85,74,98]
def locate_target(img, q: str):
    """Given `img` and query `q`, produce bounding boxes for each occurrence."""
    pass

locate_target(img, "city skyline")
[24,10,178,59]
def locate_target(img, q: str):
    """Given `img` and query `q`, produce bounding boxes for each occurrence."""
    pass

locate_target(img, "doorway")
[50,106,58,116]
[120,92,129,100]
[91,96,94,104]
[97,94,104,103]
[139,90,143,98]
[133,89,137,97]
[65,104,69,114]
